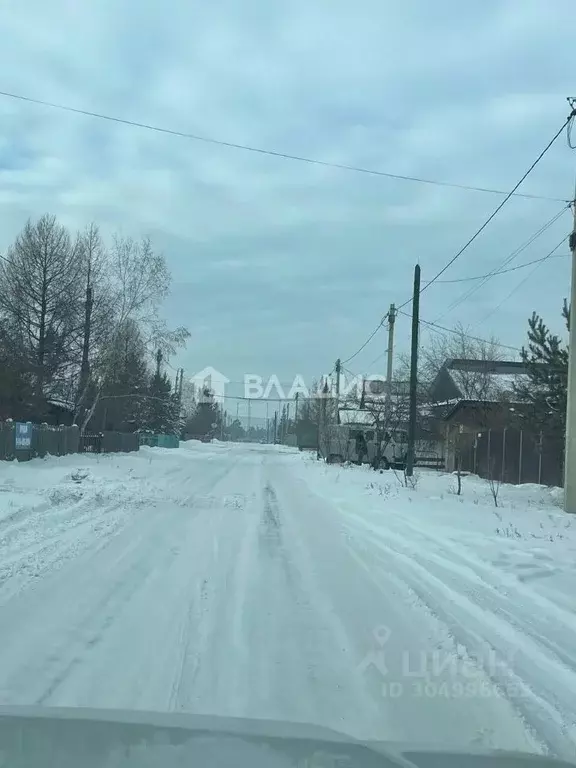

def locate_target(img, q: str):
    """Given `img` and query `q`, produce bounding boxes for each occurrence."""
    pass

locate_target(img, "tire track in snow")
[158,454,253,712]
[337,512,576,760]
[380,514,576,674]
[256,464,390,740]
[0,455,241,709]
[0,497,133,604]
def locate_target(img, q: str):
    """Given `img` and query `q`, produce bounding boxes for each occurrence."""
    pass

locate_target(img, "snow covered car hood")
[0,706,574,768]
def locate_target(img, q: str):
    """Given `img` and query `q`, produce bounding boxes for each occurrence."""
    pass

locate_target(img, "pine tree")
[145,349,179,433]
[100,320,150,431]
[226,418,245,441]
[147,370,173,432]
[184,387,222,439]
[514,304,568,436]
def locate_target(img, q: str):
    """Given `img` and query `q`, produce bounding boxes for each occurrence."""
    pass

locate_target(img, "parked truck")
[319,424,408,469]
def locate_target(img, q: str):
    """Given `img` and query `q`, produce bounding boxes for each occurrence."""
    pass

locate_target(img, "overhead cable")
[0,88,569,203]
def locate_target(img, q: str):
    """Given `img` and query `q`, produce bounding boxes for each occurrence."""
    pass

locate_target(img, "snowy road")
[1,442,575,758]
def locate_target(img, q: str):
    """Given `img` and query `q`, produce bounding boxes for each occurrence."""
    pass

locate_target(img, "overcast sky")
[0,0,574,393]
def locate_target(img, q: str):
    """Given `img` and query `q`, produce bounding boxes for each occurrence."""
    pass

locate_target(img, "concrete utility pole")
[386,304,396,414]
[406,266,421,477]
[564,200,576,512]
[335,359,341,424]
[317,379,329,460]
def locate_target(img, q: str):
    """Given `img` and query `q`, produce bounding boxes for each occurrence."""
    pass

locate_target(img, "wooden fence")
[0,421,139,461]
[453,428,564,487]
[0,422,79,461]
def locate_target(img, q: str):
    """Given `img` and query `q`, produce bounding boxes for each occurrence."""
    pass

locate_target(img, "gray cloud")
[0,0,573,384]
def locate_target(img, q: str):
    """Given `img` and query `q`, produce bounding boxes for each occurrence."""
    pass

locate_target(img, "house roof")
[430,358,529,403]
[443,398,526,422]
[444,359,526,374]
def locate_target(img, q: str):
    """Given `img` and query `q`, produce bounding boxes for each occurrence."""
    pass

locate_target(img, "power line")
[397,309,520,352]
[434,251,569,283]
[0,88,569,203]
[396,111,576,311]
[341,320,385,365]
[476,236,568,326]
[339,206,566,370]
[368,348,390,368]
[434,205,569,319]
[217,393,300,402]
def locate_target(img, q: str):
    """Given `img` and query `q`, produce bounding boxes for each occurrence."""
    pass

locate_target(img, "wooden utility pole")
[335,359,341,424]
[273,410,278,444]
[386,304,396,410]
[405,265,421,477]
[76,272,94,427]
[565,200,576,512]
[79,282,93,393]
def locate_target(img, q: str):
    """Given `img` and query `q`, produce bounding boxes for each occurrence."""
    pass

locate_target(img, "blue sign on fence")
[15,422,33,450]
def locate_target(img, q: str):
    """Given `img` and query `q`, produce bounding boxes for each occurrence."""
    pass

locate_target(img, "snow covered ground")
[0,442,575,759]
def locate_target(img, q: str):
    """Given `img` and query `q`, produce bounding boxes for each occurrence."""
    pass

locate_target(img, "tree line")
[0,214,190,434]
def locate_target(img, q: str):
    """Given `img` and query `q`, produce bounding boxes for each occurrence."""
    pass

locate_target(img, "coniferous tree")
[100,320,150,431]
[185,388,222,439]
[514,303,568,436]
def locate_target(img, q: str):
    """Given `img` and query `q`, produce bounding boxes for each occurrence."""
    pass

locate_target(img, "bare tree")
[110,235,169,324]
[73,223,116,424]
[487,459,502,508]
[455,452,462,495]
[420,324,506,400]
[0,215,84,413]
[78,234,189,432]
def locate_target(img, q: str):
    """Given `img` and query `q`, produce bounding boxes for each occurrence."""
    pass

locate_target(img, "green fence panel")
[138,433,178,449]
[157,434,179,449]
